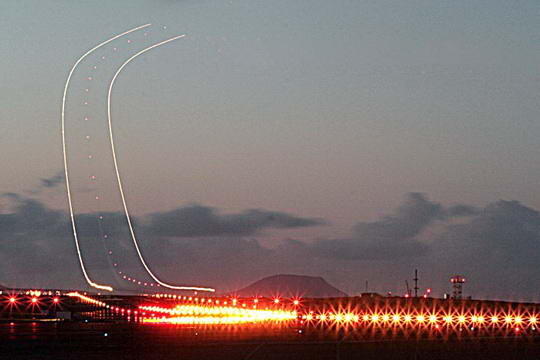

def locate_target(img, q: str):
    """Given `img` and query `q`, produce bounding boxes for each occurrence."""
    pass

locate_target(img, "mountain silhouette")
[233,274,347,298]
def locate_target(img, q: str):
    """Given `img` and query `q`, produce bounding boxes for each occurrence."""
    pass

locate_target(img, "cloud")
[312,193,475,260]
[143,204,325,238]
[39,171,65,189]
[0,191,539,301]
[0,194,324,291]
[428,200,540,299]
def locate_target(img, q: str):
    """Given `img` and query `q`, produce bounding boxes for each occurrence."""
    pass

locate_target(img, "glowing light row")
[138,304,297,323]
[118,270,158,287]
[66,292,108,307]
[66,292,138,317]
[98,215,159,288]
[143,316,291,325]
[150,294,301,307]
[301,312,538,328]
[2,296,60,305]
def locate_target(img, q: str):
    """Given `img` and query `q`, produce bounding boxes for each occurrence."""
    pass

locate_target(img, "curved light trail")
[107,35,216,293]
[61,24,151,292]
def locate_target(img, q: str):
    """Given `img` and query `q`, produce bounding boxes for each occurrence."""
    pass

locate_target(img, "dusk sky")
[1,1,539,301]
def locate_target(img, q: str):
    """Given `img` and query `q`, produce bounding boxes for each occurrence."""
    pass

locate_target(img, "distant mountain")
[233,274,348,298]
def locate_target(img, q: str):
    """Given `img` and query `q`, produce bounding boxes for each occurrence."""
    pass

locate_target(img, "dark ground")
[1,322,540,360]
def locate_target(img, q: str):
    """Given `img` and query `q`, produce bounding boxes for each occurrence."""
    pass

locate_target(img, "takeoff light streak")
[139,304,297,324]
[106,35,215,293]
[66,292,108,307]
[61,24,151,292]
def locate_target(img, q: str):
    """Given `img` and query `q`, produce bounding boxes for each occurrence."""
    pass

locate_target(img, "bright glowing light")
[60,24,151,293]
[106,34,214,292]
[284,307,539,335]
[293,300,299,305]
[53,298,60,304]
[31,297,38,303]
[273,298,280,304]
[67,293,108,308]
[138,303,296,324]
[9,297,16,303]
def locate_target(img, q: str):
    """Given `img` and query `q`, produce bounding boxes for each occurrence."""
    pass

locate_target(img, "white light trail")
[61,23,151,292]
[107,35,216,293]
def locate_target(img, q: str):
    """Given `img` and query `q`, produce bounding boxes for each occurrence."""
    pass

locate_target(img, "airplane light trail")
[61,23,151,293]
[106,35,215,293]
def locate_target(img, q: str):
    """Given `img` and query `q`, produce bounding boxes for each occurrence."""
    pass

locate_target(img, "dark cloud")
[0,194,324,291]
[0,191,539,301]
[39,171,65,189]
[312,193,472,260]
[429,200,540,299]
[144,204,325,238]
[445,204,479,217]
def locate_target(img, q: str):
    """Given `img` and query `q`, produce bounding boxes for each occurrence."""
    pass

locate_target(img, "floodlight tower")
[450,275,466,299]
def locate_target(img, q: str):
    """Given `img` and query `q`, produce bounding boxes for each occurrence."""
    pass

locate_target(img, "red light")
[53,298,60,303]
[273,298,280,304]
[31,297,38,303]
[9,297,16,303]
